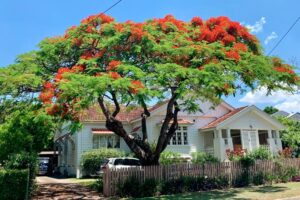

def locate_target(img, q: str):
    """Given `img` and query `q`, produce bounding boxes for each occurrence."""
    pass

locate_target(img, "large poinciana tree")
[38,14,299,165]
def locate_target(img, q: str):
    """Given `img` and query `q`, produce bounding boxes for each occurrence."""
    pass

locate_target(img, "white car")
[101,157,141,171]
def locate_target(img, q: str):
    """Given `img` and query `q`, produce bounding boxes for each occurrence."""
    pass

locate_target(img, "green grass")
[130,182,300,200]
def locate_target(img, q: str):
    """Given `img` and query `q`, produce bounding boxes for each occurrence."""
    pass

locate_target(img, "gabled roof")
[79,100,234,123]
[271,110,290,118]
[201,105,285,130]
[79,101,168,122]
[201,106,247,130]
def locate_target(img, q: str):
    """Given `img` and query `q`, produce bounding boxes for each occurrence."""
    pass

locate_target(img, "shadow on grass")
[137,189,250,200]
[249,185,288,193]
[132,185,291,200]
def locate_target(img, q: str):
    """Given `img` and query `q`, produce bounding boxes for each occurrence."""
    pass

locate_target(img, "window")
[168,126,188,145]
[258,130,268,145]
[272,130,277,145]
[93,135,120,149]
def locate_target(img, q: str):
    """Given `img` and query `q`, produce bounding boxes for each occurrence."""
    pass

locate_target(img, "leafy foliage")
[2,13,299,164]
[264,106,279,115]
[0,105,55,162]
[191,152,219,164]
[37,14,298,122]
[0,169,29,200]
[80,148,125,175]
[276,116,300,149]
[159,151,182,165]
[248,147,273,160]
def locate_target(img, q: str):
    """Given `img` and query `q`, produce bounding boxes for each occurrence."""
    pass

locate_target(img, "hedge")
[0,169,29,200]
[81,148,125,175]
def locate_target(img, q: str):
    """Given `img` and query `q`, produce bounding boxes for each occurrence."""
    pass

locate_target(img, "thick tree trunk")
[97,95,179,166]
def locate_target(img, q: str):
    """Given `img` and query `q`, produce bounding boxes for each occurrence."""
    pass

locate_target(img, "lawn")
[136,182,300,200]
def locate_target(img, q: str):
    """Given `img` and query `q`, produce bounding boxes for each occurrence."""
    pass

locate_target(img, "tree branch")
[140,98,150,142]
[160,100,180,152]
[97,96,111,119]
[111,91,120,117]
[154,92,178,155]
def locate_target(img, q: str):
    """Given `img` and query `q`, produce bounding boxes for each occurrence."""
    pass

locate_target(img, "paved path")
[33,176,106,200]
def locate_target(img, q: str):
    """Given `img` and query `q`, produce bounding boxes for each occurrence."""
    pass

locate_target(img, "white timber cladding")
[57,101,284,178]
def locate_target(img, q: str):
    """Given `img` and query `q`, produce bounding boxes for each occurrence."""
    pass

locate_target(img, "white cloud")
[239,87,300,113]
[264,32,278,45]
[246,17,266,34]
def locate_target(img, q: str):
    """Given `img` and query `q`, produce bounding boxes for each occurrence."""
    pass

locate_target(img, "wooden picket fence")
[103,159,300,196]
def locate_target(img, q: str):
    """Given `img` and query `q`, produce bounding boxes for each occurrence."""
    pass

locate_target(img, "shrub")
[278,147,293,158]
[86,177,103,193]
[81,148,125,175]
[191,152,219,164]
[252,172,265,185]
[240,155,255,168]
[159,151,182,165]
[117,176,142,198]
[142,178,159,197]
[226,148,246,161]
[0,169,29,200]
[161,176,228,194]
[233,171,251,187]
[3,152,37,197]
[248,147,273,160]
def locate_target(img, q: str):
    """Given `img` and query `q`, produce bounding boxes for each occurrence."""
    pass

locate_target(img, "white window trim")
[93,135,120,149]
[168,126,189,146]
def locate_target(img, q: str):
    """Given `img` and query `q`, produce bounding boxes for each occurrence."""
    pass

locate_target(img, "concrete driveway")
[33,176,106,200]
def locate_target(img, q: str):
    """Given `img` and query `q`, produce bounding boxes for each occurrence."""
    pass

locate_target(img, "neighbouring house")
[54,100,284,178]
[272,111,300,121]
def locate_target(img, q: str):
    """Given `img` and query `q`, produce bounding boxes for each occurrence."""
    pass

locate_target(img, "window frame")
[93,135,120,149]
[168,125,189,146]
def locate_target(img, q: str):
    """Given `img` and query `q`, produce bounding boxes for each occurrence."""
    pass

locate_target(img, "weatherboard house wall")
[55,101,284,178]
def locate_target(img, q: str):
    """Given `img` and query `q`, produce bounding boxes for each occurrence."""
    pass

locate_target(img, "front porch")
[201,128,282,161]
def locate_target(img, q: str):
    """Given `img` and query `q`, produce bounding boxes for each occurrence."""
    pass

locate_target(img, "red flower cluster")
[226,147,247,160]
[272,58,295,74]
[39,82,55,104]
[233,42,248,52]
[225,50,241,62]
[46,104,59,115]
[191,17,203,26]
[81,13,114,25]
[109,72,121,79]
[80,51,93,60]
[278,147,293,158]
[191,16,257,45]
[129,80,144,94]
[107,60,122,71]
[129,23,146,42]
[154,15,187,32]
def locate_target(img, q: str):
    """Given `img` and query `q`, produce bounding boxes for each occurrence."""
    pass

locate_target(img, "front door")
[241,129,259,152]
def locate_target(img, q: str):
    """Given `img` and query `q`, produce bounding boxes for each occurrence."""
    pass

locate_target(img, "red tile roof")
[159,119,194,125]
[201,106,248,130]
[79,102,167,122]
[91,128,114,134]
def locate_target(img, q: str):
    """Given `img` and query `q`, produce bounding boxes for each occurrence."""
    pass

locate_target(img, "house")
[54,100,284,178]
[272,111,300,121]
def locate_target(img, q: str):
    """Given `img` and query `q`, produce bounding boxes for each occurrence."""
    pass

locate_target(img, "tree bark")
[97,93,179,166]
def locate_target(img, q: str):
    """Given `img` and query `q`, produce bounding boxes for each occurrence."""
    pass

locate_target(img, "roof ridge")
[201,106,248,130]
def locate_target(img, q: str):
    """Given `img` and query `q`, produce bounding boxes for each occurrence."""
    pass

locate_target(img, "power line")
[268,16,300,56]
[102,0,123,14]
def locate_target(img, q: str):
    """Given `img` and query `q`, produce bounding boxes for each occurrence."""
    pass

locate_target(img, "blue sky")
[1,0,299,112]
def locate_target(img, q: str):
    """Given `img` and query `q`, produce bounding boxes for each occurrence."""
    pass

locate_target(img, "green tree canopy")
[276,116,300,149]
[3,14,299,164]
[0,105,56,162]
[264,106,279,115]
